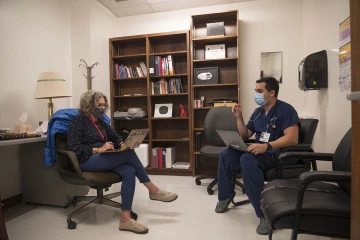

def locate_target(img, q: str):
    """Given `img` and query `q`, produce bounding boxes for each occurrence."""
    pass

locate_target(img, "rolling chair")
[195,106,245,195]
[261,129,351,240]
[55,133,137,229]
[232,118,319,206]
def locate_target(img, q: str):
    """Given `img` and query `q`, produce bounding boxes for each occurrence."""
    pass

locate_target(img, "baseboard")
[1,194,22,209]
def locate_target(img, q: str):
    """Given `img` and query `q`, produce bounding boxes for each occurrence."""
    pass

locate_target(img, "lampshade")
[34,72,72,99]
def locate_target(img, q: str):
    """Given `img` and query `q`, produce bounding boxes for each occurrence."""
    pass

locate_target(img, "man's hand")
[247,143,267,155]
[232,104,242,119]
[98,142,114,153]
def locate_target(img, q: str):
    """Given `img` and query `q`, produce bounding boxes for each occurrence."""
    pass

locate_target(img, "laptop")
[216,130,248,152]
[103,128,149,153]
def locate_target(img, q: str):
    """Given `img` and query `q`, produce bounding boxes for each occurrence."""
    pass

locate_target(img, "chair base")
[66,187,137,230]
[195,176,246,195]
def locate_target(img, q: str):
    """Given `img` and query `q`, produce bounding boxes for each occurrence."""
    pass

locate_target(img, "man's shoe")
[256,217,270,235]
[215,191,236,213]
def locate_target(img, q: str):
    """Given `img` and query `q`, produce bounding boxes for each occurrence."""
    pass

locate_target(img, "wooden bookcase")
[109,31,192,176]
[190,11,240,176]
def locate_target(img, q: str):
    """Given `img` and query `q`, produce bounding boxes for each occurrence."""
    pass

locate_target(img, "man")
[215,77,300,235]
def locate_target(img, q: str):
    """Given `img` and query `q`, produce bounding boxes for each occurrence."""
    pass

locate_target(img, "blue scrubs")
[217,100,299,218]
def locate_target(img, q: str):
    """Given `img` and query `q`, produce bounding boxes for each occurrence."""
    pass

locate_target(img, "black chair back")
[333,128,352,194]
[299,119,319,145]
[204,106,237,146]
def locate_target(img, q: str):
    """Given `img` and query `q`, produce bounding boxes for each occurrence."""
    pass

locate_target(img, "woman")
[67,90,178,234]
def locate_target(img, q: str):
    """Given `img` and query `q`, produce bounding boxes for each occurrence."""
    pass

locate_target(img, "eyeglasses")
[97,104,109,108]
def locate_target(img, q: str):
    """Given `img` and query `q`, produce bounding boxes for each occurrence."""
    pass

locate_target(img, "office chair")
[55,133,138,229]
[261,129,351,240]
[195,107,245,195]
[232,118,319,207]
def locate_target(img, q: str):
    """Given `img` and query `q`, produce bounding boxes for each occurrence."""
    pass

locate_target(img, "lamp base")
[48,98,54,120]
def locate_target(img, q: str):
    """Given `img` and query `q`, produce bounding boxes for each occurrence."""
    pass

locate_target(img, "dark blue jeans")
[80,149,151,210]
[217,148,279,218]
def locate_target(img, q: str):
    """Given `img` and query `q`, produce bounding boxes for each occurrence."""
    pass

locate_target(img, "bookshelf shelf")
[194,128,204,131]
[193,58,238,63]
[110,31,191,176]
[151,93,188,97]
[151,117,189,120]
[152,139,190,142]
[114,95,147,98]
[193,83,238,88]
[150,74,188,79]
[112,53,147,59]
[193,107,212,110]
[192,35,237,44]
[113,77,147,81]
[149,51,187,56]
[145,168,192,176]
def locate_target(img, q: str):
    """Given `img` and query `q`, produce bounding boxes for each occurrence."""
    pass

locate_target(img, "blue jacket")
[43,108,110,166]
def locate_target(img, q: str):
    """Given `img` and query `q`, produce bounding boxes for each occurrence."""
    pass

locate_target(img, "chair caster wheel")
[72,197,78,207]
[207,189,214,195]
[130,211,138,221]
[67,219,77,229]
[195,179,201,185]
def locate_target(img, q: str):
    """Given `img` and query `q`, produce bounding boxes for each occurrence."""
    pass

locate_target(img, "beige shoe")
[149,189,178,202]
[119,219,148,234]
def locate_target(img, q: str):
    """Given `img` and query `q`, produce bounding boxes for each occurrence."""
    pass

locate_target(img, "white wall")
[302,0,350,169]
[0,0,72,130]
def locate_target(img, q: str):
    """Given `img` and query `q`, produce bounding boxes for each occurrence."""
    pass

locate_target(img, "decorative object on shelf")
[180,104,188,117]
[154,103,173,118]
[79,59,99,90]
[205,44,226,59]
[34,72,72,120]
[207,22,225,37]
[194,67,219,85]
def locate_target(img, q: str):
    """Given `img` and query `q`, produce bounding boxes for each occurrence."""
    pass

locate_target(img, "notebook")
[103,128,149,153]
[216,130,248,152]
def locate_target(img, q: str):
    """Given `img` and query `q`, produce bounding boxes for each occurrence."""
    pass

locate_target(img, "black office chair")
[195,107,245,195]
[260,129,351,240]
[55,133,137,229]
[232,118,319,206]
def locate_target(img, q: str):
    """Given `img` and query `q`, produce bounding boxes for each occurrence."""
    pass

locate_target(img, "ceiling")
[97,0,254,17]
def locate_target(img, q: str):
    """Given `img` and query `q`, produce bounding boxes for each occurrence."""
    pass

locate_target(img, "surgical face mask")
[254,93,270,106]
[93,108,106,118]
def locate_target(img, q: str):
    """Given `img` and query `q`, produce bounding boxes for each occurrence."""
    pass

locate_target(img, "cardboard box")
[15,124,32,134]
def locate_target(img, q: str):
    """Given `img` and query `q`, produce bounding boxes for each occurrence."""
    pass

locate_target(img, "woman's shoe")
[119,219,148,234]
[149,189,178,202]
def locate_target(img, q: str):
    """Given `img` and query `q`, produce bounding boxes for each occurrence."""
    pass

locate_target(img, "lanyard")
[89,118,107,143]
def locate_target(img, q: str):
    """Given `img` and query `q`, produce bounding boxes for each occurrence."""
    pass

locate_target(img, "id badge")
[260,132,270,142]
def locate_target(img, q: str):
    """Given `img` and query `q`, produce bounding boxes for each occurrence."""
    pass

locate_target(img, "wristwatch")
[266,142,272,151]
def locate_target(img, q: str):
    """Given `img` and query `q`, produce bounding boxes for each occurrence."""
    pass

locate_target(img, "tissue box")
[15,124,32,134]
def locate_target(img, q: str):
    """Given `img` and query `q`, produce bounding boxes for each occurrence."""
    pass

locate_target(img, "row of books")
[151,147,176,169]
[151,78,184,95]
[114,62,147,78]
[149,55,175,76]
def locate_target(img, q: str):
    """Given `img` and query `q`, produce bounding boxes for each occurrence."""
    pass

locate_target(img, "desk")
[0,136,88,207]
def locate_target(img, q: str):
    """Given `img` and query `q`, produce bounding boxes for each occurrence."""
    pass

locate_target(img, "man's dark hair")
[256,77,279,98]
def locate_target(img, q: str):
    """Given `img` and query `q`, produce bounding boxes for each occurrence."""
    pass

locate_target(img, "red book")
[157,148,163,168]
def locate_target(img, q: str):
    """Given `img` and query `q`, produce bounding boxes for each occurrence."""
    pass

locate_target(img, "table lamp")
[34,72,72,120]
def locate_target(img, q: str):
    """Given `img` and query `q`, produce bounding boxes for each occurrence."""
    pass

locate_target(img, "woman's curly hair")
[78,90,109,116]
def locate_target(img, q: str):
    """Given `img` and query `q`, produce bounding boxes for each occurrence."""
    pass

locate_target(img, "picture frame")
[154,103,173,118]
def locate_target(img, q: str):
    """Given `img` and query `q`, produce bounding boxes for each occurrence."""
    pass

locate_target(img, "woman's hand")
[98,142,114,153]
[232,104,242,119]
[247,143,267,155]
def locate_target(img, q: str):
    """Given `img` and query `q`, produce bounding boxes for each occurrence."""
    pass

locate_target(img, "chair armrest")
[277,152,333,178]
[291,171,351,235]
[281,144,312,152]
[58,150,83,175]
[299,171,351,186]
[278,152,334,162]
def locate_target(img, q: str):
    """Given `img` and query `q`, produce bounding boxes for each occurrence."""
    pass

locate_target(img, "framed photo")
[154,103,173,118]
